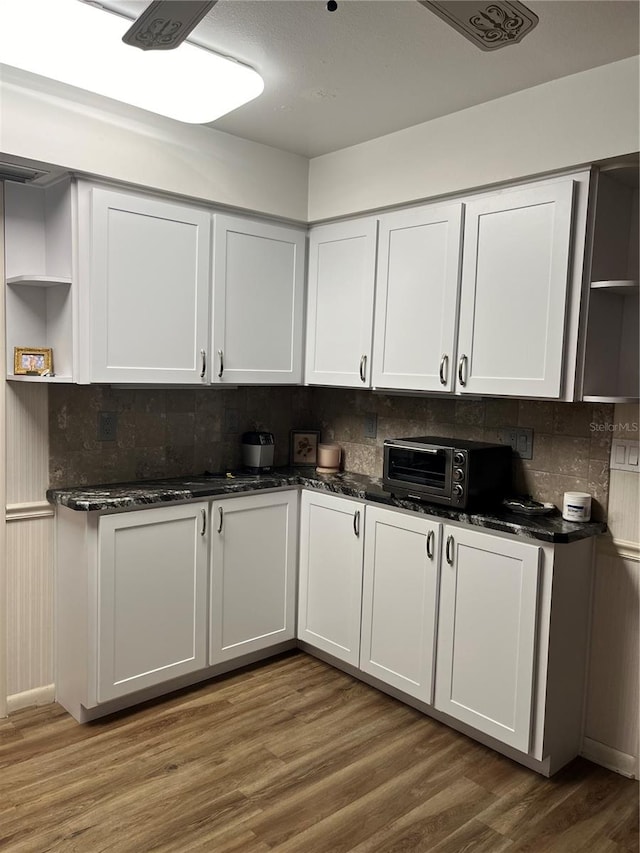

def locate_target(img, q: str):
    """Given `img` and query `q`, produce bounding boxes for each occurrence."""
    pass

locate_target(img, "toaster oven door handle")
[445,534,454,565]
[217,349,224,379]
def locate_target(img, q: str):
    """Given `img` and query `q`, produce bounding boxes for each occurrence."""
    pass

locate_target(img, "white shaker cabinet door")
[305,218,378,387]
[212,216,305,384]
[360,506,441,703]
[456,180,575,398]
[298,490,365,666]
[435,525,541,753]
[86,187,211,384]
[373,203,463,392]
[97,503,209,703]
[209,491,298,664]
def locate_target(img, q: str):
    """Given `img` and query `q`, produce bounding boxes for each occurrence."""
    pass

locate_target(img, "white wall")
[0,71,309,222]
[308,56,640,221]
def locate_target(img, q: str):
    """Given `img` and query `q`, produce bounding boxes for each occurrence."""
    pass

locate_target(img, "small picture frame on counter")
[14,346,53,376]
[290,429,321,467]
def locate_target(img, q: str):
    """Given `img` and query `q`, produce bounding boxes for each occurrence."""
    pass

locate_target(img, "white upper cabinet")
[80,186,211,384]
[456,180,576,398]
[212,215,305,384]
[305,218,378,387]
[373,203,463,392]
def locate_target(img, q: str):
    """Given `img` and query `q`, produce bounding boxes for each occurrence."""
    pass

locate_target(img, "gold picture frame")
[290,429,321,467]
[14,347,53,376]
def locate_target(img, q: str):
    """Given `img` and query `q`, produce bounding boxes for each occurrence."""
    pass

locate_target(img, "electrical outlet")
[364,412,377,439]
[498,426,533,460]
[224,408,239,434]
[98,411,118,442]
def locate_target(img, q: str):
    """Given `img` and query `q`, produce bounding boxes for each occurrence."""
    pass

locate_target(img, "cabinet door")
[360,507,441,703]
[212,216,305,384]
[209,491,298,664]
[373,204,463,392]
[298,490,364,665]
[435,526,540,752]
[97,503,208,703]
[456,180,575,398]
[305,218,377,387]
[88,188,210,383]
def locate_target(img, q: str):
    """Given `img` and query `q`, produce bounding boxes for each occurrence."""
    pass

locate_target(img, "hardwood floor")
[0,652,637,853]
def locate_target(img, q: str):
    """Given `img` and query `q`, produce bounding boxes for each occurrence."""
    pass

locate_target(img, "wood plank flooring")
[0,652,637,852]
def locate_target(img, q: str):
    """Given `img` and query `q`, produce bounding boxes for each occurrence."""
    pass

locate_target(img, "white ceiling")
[18,1,640,158]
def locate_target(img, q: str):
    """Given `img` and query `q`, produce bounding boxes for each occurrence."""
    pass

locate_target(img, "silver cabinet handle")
[217,349,224,379]
[446,534,454,565]
[359,354,367,383]
[353,509,360,537]
[200,349,207,379]
[200,508,207,536]
[217,506,223,533]
[439,354,448,386]
[426,529,434,560]
[458,354,467,387]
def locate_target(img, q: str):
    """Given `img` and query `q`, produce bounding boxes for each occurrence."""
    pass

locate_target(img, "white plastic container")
[562,492,592,522]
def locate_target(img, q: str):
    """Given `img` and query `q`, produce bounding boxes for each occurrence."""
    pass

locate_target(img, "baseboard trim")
[7,684,56,714]
[597,536,640,561]
[581,737,638,779]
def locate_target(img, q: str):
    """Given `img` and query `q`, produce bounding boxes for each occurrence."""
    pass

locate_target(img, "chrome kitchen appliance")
[241,431,275,472]
[383,436,512,509]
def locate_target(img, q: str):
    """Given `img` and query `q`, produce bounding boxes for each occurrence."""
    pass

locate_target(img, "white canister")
[562,492,592,522]
[317,443,342,473]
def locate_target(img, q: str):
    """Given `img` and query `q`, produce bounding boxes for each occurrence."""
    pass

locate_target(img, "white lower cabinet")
[360,506,441,703]
[97,503,209,703]
[297,490,365,666]
[209,491,298,664]
[435,525,541,752]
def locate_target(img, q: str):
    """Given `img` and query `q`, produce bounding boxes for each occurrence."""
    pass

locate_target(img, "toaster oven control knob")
[453,451,466,466]
[453,484,464,498]
[453,468,464,482]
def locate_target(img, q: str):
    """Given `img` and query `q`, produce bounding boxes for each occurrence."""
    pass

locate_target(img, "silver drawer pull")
[446,534,454,565]
[439,354,448,386]
[359,354,367,383]
[458,354,467,387]
[200,508,207,536]
[353,510,360,537]
[426,529,434,560]
[217,349,224,379]
[217,506,224,533]
[200,349,207,379]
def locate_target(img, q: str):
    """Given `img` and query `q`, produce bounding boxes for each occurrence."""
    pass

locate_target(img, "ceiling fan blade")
[122,0,217,51]
[418,1,539,51]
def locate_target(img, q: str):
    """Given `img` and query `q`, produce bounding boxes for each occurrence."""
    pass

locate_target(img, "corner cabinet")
[297,490,365,665]
[305,218,378,388]
[77,185,211,384]
[212,216,305,385]
[209,491,298,664]
[456,180,576,398]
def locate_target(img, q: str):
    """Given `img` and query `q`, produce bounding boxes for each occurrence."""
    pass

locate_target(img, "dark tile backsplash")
[48,385,614,521]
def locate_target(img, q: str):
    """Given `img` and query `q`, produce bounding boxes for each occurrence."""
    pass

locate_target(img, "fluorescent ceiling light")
[0,0,264,123]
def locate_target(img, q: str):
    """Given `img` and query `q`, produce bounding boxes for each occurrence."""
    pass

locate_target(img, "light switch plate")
[364,412,377,439]
[498,426,533,460]
[610,439,640,472]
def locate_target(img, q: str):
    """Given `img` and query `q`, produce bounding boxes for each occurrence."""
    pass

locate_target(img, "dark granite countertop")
[46,468,607,544]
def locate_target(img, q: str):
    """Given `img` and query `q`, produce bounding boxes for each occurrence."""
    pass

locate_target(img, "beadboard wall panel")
[5,381,53,701]
[1,183,7,717]
[584,549,639,775]
[6,516,54,697]
[6,383,49,503]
